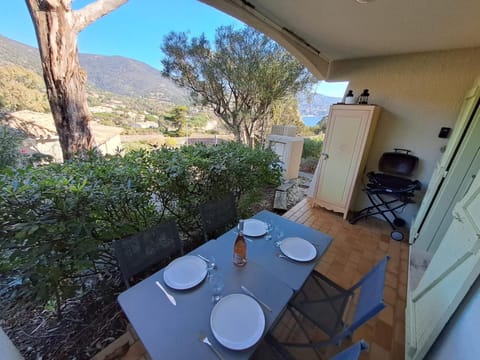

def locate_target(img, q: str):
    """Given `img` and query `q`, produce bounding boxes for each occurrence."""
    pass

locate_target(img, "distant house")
[130,120,159,129]
[5,110,123,162]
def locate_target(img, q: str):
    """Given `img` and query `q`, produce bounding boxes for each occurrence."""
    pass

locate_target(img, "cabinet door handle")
[321,153,329,160]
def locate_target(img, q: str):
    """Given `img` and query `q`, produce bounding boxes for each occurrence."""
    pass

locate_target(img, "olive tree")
[162,26,315,147]
[25,0,128,160]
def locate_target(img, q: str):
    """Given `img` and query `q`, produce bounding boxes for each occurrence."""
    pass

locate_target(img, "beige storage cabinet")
[313,104,381,219]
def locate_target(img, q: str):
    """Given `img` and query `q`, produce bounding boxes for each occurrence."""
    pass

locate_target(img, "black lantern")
[358,89,370,104]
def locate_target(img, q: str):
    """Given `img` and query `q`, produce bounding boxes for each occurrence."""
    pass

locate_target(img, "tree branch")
[73,0,128,32]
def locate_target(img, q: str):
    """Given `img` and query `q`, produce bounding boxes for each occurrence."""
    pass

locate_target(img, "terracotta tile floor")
[96,198,408,360]
[279,199,408,360]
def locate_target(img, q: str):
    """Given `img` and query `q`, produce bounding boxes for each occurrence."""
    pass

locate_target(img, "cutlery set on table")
[154,250,273,358]
[118,212,331,359]
[152,218,319,358]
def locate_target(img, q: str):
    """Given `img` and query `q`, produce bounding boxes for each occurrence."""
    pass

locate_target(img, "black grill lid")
[379,150,418,176]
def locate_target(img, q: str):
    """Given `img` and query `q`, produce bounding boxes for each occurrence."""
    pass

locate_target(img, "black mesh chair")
[199,193,238,242]
[263,257,389,359]
[113,220,183,287]
[349,149,421,240]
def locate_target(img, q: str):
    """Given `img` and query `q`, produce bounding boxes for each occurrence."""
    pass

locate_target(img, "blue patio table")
[118,210,332,359]
[214,210,333,291]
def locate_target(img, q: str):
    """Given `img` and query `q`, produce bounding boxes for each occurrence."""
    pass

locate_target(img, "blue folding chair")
[267,256,389,358]
[330,340,368,360]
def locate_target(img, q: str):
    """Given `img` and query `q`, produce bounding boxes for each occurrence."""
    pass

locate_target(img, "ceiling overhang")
[199,0,331,79]
[199,0,480,80]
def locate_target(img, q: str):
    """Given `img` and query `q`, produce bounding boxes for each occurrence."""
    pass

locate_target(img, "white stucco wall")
[327,47,480,225]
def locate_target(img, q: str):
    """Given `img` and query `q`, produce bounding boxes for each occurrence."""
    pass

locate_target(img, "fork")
[198,333,225,360]
[275,252,296,263]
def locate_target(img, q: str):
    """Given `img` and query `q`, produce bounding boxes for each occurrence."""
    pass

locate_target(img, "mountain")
[0,34,188,104]
[297,92,341,119]
[79,54,188,103]
[0,34,339,122]
[0,35,42,73]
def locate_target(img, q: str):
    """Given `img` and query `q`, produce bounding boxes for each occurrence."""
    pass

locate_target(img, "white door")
[410,82,480,244]
[406,168,480,359]
[413,112,480,253]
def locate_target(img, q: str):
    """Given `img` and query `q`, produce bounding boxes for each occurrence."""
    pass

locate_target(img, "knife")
[155,281,176,306]
[241,286,272,312]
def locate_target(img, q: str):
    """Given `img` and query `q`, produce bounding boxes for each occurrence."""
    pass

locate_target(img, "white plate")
[210,293,265,350]
[163,255,207,290]
[279,237,317,262]
[243,219,267,237]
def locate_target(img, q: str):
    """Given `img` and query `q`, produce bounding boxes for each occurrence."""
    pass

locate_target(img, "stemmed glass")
[208,271,224,304]
[265,222,273,240]
[273,225,285,247]
[205,256,216,271]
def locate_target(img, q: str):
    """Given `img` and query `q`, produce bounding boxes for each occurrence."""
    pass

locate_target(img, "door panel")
[407,168,480,359]
[410,82,480,243]
[421,142,480,253]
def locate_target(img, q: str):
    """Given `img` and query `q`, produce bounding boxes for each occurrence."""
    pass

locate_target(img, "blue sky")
[0,0,346,97]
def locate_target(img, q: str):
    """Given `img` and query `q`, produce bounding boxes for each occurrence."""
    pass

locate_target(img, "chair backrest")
[199,193,238,242]
[113,220,183,287]
[330,340,368,360]
[336,256,390,341]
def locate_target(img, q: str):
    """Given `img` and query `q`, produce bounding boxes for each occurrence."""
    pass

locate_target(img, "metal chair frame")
[269,256,390,356]
[330,340,369,360]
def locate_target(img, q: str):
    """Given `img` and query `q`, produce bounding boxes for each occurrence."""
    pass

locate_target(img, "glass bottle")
[344,90,355,104]
[233,220,247,266]
[358,89,370,104]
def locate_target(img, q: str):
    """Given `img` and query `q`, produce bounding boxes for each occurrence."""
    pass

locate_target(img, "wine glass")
[265,222,273,240]
[206,255,216,271]
[208,271,224,304]
[273,225,284,247]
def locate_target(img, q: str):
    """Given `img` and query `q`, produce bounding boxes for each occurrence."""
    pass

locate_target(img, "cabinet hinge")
[442,169,449,178]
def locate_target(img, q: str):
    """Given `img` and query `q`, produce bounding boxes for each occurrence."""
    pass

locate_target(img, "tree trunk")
[27,1,94,160]
[26,0,128,160]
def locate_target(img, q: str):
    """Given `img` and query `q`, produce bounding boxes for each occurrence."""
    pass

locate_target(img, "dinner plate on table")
[163,255,207,290]
[279,237,317,262]
[243,219,268,237]
[210,293,265,350]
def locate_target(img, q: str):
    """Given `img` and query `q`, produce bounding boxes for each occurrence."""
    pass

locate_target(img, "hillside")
[0,35,42,73]
[298,92,341,118]
[0,65,49,112]
[79,54,188,103]
[0,34,339,124]
[0,34,188,105]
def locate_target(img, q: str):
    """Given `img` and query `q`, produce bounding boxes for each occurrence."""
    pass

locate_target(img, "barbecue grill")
[349,149,422,240]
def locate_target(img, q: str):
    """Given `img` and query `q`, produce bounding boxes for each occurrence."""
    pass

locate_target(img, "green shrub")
[0,125,25,169]
[0,143,281,317]
[300,156,319,173]
[302,137,323,159]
